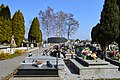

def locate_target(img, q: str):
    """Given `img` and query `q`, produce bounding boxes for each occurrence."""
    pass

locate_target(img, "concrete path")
[0,46,50,80]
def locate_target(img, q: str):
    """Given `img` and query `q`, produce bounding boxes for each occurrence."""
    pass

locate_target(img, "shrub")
[0,50,23,60]
[14,50,22,55]
[0,53,11,60]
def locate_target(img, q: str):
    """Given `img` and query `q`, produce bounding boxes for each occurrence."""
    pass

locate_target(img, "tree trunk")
[57,26,60,37]
[47,27,49,39]
[101,44,107,59]
[67,25,70,40]
[101,44,106,51]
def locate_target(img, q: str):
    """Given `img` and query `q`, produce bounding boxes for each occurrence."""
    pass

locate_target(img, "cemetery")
[0,0,120,80]
[10,37,120,80]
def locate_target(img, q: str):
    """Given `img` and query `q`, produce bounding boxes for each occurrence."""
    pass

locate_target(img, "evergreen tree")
[0,4,5,17]
[91,23,100,43]
[0,17,12,43]
[0,4,5,8]
[0,4,11,19]
[36,29,42,43]
[91,23,107,51]
[0,4,12,44]
[115,0,120,51]
[5,6,11,19]
[115,37,120,50]
[39,29,42,43]
[28,17,42,43]
[12,10,25,46]
[99,0,119,51]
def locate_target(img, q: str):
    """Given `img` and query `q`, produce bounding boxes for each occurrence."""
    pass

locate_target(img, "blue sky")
[0,0,104,40]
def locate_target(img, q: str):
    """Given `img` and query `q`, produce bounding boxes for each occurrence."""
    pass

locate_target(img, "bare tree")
[39,7,54,39]
[39,7,79,39]
[67,13,79,40]
[54,11,67,37]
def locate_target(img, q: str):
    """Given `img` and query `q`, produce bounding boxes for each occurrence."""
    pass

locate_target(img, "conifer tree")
[115,0,120,51]
[0,4,12,44]
[28,17,42,43]
[92,0,119,51]
[12,10,25,46]
[91,23,100,43]
[0,4,11,19]
[0,4,5,17]
[5,6,11,19]
[0,17,12,43]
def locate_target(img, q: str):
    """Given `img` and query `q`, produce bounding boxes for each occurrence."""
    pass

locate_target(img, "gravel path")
[0,47,50,80]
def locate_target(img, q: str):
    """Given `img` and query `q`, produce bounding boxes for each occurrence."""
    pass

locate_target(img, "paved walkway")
[0,46,50,80]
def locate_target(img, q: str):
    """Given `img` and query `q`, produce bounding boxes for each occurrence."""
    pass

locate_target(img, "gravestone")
[73,56,120,79]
